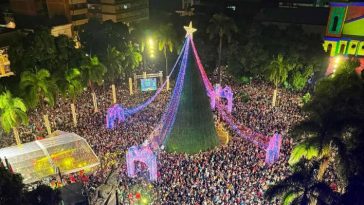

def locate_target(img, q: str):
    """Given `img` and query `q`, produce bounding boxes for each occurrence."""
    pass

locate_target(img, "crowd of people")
[0,72,334,204]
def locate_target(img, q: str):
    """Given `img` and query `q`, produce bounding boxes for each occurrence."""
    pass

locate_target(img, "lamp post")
[0,21,16,29]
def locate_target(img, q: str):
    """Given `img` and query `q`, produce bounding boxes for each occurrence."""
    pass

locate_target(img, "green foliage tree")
[105,47,124,83]
[122,42,143,76]
[129,22,154,68]
[79,19,129,58]
[59,68,84,126]
[81,56,107,89]
[223,23,325,83]
[0,166,61,205]
[0,91,28,144]
[265,162,339,205]
[53,35,88,77]
[286,59,364,203]
[0,165,25,204]
[25,184,61,205]
[8,28,57,75]
[207,13,238,82]
[157,24,176,76]
[267,54,292,106]
[7,28,88,94]
[19,69,57,109]
[81,56,106,112]
[60,68,84,104]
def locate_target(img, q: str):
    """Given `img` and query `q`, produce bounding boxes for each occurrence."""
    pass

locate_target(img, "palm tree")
[81,56,107,112]
[288,119,341,181]
[267,54,292,106]
[130,22,153,69]
[19,69,57,109]
[207,13,238,83]
[157,24,175,77]
[122,42,142,76]
[289,60,364,184]
[0,91,28,145]
[105,47,124,84]
[265,162,339,205]
[60,68,84,126]
[105,47,124,104]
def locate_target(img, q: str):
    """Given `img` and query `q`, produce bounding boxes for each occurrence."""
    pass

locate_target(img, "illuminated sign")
[141,78,157,92]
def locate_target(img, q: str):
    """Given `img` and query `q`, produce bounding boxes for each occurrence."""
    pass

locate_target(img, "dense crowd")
[0,73,325,204]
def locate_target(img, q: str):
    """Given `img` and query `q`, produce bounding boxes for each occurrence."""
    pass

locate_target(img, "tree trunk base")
[71,103,77,127]
[13,127,21,145]
[272,89,278,107]
[111,84,117,104]
[92,92,98,113]
[43,114,52,136]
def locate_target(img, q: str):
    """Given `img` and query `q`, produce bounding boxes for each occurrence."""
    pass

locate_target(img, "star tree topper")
[184,21,197,38]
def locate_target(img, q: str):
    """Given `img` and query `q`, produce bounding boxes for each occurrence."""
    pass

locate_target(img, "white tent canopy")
[0,131,99,184]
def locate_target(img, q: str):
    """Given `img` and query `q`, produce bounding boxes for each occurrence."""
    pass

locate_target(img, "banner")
[141,78,157,92]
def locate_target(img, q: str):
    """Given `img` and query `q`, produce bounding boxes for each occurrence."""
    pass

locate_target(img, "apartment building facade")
[88,0,149,23]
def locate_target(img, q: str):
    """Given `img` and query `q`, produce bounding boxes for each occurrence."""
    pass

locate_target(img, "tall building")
[9,0,46,16]
[88,0,149,23]
[278,0,329,8]
[46,0,89,27]
[322,2,364,75]
[177,0,232,16]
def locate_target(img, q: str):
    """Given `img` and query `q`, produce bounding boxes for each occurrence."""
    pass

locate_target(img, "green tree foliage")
[105,47,124,83]
[19,69,57,108]
[24,185,61,205]
[79,19,130,58]
[302,92,311,104]
[225,24,325,85]
[267,54,293,106]
[0,91,28,133]
[53,35,88,77]
[8,28,87,79]
[0,166,25,204]
[0,166,61,205]
[265,162,339,205]
[157,24,176,75]
[8,28,56,75]
[207,13,238,82]
[59,68,84,103]
[268,54,292,88]
[81,56,107,89]
[122,42,143,76]
[285,59,364,203]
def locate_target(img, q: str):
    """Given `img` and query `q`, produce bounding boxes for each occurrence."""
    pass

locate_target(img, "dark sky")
[150,0,182,11]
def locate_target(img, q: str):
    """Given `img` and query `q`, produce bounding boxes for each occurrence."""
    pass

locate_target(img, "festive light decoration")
[105,40,188,129]
[265,133,282,165]
[190,36,281,164]
[212,84,234,113]
[126,145,157,181]
[184,21,197,38]
[124,22,281,168]
[106,104,125,129]
[146,38,191,147]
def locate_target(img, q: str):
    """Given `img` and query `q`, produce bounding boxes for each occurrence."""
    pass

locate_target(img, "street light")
[0,21,16,29]
[148,38,154,48]
[147,37,156,59]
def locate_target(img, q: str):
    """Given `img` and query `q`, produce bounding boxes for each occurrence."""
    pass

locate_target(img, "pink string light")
[190,37,281,164]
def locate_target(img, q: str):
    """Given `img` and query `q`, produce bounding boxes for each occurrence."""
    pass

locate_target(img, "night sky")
[150,0,182,11]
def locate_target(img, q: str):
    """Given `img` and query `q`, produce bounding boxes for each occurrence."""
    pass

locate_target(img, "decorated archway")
[126,145,157,181]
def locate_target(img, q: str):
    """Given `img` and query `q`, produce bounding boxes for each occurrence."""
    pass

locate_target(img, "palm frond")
[289,142,319,165]
[283,190,303,205]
